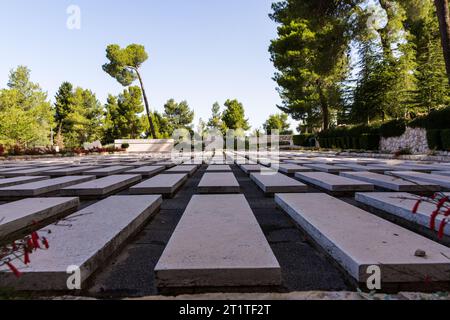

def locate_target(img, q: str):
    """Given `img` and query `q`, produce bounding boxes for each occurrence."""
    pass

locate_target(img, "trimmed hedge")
[410,107,450,130]
[442,129,450,151]
[379,119,406,138]
[293,134,315,147]
[359,134,380,151]
[427,130,442,150]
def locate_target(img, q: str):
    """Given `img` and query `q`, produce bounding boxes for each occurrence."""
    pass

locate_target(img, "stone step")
[206,165,231,172]
[340,171,440,192]
[198,173,240,194]
[123,166,165,177]
[0,195,162,291]
[250,172,308,195]
[129,173,188,198]
[387,171,450,191]
[0,176,50,188]
[82,166,132,177]
[43,166,103,177]
[155,195,281,288]
[165,165,198,176]
[295,172,374,193]
[60,175,142,199]
[303,163,353,173]
[275,193,450,284]
[355,192,450,238]
[0,176,96,199]
[0,197,79,241]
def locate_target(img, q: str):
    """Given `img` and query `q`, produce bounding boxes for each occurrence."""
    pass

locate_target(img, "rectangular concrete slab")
[303,164,352,173]
[387,171,450,191]
[0,176,50,188]
[355,192,450,237]
[123,166,165,177]
[239,164,275,175]
[0,197,79,241]
[340,171,440,192]
[165,165,198,176]
[129,173,188,198]
[1,167,68,178]
[198,173,240,193]
[433,171,450,177]
[250,172,308,195]
[206,165,231,172]
[61,174,141,198]
[82,165,131,177]
[0,195,162,290]
[275,164,312,174]
[339,164,387,173]
[0,176,95,198]
[43,166,102,177]
[295,172,374,193]
[155,194,281,288]
[275,193,450,283]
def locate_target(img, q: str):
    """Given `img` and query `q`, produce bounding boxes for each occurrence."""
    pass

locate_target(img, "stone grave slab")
[82,165,131,177]
[198,173,240,193]
[0,195,162,290]
[0,176,95,199]
[275,164,312,174]
[275,193,450,284]
[295,172,374,193]
[0,176,50,188]
[129,174,188,198]
[206,165,231,172]
[60,175,142,198]
[387,171,450,191]
[43,166,102,177]
[304,163,352,173]
[1,167,68,178]
[123,166,165,177]
[250,172,308,195]
[155,194,281,288]
[165,165,198,176]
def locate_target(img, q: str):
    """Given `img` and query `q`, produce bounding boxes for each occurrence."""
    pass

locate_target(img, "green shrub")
[359,134,380,151]
[121,143,130,149]
[379,119,407,138]
[352,137,360,149]
[293,134,315,147]
[410,107,450,130]
[427,130,442,150]
[441,130,450,151]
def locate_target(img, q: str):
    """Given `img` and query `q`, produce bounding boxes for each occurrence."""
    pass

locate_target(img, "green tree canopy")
[163,99,195,135]
[221,99,250,131]
[263,113,292,134]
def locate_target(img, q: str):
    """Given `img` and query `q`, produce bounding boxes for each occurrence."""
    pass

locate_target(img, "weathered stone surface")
[388,171,450,191]
[82,166,131,177]
[250,172,308,194]
[155,195,281,288]
[295,172,374,192]
[165,165,198,176]
[123,166,165,177]
[129,173,188,197]
[275,193,450,283]
[206,165,231,172]
[0,176,95,198]
[0,195,162,291]
[0,176,50,188]
[340,171,440,192]
[355,192,450,237]
[61,175,142,198]
[198,173,240,193]
[0,197,79,240]
[304,164,352,173]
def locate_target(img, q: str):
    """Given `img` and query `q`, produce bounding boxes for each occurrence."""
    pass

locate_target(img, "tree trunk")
[379,0,393,60]
[435,0,450,83]
[318,84,330,130]
[135,69,157,139]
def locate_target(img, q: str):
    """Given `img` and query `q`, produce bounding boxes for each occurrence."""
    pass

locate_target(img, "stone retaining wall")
[380,127,429,154]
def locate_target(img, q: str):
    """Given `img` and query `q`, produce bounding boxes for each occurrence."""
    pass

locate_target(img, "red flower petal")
[430,210,440,230]
[42,237,49,249]
[24,250,30,265]
[412,200,421,214]
[437,197,449,210]
[438,220,448,239]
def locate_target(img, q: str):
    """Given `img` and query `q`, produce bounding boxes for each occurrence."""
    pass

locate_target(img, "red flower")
[438,220,448,239]
[412,200,421,214]
[31,232,40,249]
[42,237,49,249]
[27,238,34,251]
[430,210,440,230]
[24,250,30,265]
[6,262,22,278]
[437,197,449,210]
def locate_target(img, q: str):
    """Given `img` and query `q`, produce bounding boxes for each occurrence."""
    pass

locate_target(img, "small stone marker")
[155,195,281,288]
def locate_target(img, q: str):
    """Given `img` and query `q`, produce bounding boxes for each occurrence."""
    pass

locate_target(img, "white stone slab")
[339,164,387,173]
[165,165,197,176]
[0,176,95,198]
[123,166,165,177]
[0,197,79,240]
[355,192,450,237]
[275,164,312,174]
[340,172,440,192]
[239,164,275,175]
[155,195,281,288]
[0,167,31,173]
[61,174,142,198]
[43,166,102,177]
[295,172,374,193]
[198,173,240,193]
[129,173,188,197]
[206,165,231,172]
[275,193,450,283]
[0,176,50,188]
[304,163,352,173]
[250,172,308,194]
[0,195,162,290]
[387,171,450,191]
[1,167,68,178]
[82,165,131,177]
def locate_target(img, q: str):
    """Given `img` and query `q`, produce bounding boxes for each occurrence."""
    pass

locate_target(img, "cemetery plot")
[303,164,352,173]
[295,172,374,194]
[129,173,188,198]
[198,173,240,194]
[165,165,198,176]
[387,171,450,191]
[250,172,308,195]
[0,176,50,188]
[123,166,165,177]
[82,166,132,177]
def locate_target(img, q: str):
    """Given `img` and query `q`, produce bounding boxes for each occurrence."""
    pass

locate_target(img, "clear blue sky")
[0,0,294,131]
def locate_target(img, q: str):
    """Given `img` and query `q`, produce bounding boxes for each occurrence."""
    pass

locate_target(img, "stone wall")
[114,139,174,153]
[380,127,429,154]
